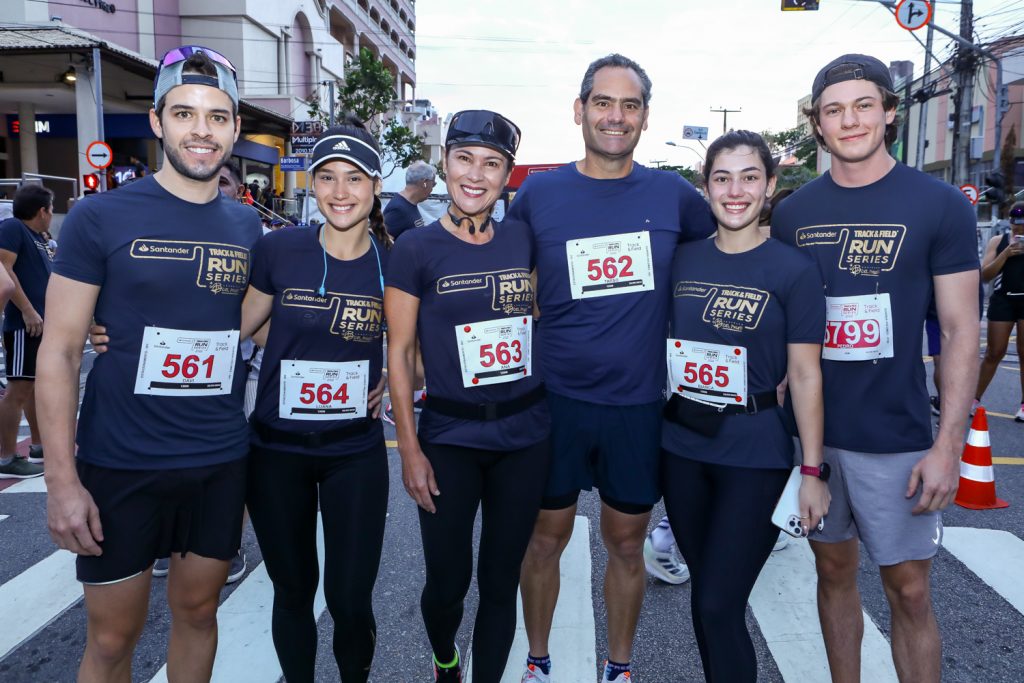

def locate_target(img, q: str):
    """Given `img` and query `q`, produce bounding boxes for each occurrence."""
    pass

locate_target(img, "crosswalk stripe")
[749,539,899,682]
[0,549,81,660]
[147,514,328,682]
[0,476,46,494]
[942,526,1024,618]
[0,515,8,523]
[491,515,596,683]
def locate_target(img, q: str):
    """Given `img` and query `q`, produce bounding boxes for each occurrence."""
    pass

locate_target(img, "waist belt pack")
[251,418,373,448]
[424,384,546,421]
[663,390,778,438]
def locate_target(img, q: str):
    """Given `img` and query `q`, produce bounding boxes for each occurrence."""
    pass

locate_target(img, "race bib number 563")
[455,315,531,388]
[823,293,894,361]
[566,231,654,299]
[134,327,238,396]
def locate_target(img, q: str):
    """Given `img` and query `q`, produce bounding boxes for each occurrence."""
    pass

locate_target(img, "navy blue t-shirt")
[54,176,262,469]
[0,217,53,332]
[662,239,824,469]
[383,194,424,241]
[507,163,716,405]
[249,227,385,456]
[772,163,979,453]
[386,219,550,451]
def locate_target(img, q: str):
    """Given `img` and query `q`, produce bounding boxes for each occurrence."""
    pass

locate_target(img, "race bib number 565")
[667,339,747,407]
[134,327,238,396]
[566,231,654,299]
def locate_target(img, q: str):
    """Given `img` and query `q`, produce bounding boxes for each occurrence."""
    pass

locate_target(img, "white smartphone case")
[771,466,809,538]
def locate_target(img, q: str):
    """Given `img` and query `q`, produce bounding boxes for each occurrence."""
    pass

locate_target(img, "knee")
[602,527,645,562]
[693,591,736,631]
[983,343,1007,363]
[524,526,572,563]
[170,594,220,632]
[326,593,373,632]
[814,551,858,590]
[88,626,141,664]
[885,577,932,620]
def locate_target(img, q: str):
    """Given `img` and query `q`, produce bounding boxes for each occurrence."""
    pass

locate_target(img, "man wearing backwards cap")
[772,54,979,680]
[37,46,261,680]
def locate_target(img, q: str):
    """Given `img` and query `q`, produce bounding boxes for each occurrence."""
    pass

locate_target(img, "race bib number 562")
[566,231,654,299]
[134,327,238,396]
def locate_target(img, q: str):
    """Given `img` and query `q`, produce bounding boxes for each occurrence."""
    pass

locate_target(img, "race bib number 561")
[566,231,654,299]
[823,293,894,361]
[134,327,238,396]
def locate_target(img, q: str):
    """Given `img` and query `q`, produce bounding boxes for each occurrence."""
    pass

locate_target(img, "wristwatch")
[800,463,831,482]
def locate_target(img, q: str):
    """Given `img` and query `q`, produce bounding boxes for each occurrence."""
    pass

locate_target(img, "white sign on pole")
[86,141,112,170]
[895,0,932,32]
[683,126,709,141]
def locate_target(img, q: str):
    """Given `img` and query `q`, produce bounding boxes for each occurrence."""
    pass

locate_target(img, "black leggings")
[247,441,389,683]
[661,451,790,683]
[418,439,549,683]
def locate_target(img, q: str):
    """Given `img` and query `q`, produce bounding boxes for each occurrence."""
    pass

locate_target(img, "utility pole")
[951,0,974,186]
[326,80,336,127]
[914,22,934,170]
[710,106,741,135]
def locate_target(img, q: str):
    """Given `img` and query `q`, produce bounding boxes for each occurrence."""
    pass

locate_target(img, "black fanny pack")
[424,384,546,421]
[250,417,373,449]
[663,390,778,438]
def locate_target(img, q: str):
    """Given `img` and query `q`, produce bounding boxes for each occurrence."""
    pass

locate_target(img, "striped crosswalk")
[1,467,1022,682]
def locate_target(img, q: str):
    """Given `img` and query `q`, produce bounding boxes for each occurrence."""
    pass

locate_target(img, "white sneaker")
[521,661,551,683]
[1015,404,1024,423]
[642,536,690,584]
[773,530,790,552]
[601,663,632,682]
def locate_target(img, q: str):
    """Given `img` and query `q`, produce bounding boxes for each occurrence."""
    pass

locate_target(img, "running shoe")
[26,444,43,464]
[773,530,790,552]
[521,662,551,683]
[413,396,425,413]
[225,550,247,584]
[382,402,396,426]
[1015,404,1024,423]
[152,557,170,577]
[929,395,941,417]
[642,535,690,584]
[601,662,631,683]
[433,644,461,682]
[0,457,43,479]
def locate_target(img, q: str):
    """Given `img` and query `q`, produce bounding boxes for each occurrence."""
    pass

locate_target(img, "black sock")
[527,654,551,675]
[604,659,630,678]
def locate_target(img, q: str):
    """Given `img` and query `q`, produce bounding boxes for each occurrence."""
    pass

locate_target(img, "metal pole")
[952,0,974,186]
[327,80,335,127]
[92,47,106,192]
[915,22,934,170]
[992,58,1004,170]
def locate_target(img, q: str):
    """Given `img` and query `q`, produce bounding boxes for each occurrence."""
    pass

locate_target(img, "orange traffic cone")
[955,407,1009,510]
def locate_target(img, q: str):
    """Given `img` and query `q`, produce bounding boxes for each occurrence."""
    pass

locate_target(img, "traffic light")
[782,0,820,9]
[83,173,99,195]
[984,171,1007,206]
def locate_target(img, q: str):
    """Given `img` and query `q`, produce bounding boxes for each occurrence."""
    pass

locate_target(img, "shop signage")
[81,0,117,14]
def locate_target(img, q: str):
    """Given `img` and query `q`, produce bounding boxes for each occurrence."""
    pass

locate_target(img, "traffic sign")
[86,140,112,170]
[895,0,932,32]
[960,183,979,206]
[683,125,709,141]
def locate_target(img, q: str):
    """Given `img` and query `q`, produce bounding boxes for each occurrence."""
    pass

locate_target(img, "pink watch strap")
[800,465,821,477]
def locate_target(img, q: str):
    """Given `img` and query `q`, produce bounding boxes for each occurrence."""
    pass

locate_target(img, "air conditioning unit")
[970,136,984,160]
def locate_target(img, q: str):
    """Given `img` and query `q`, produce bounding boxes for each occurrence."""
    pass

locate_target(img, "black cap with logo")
[812,54,894,102]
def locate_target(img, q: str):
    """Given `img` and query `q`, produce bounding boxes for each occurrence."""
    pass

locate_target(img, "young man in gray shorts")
[772,54,980,681]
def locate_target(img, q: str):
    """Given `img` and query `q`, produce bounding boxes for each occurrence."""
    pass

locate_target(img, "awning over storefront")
[233,139,280,166]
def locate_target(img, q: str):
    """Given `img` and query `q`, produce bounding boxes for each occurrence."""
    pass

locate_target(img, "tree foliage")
[762,126,817,172]
[306,47,424,176]
[660,164,701,187]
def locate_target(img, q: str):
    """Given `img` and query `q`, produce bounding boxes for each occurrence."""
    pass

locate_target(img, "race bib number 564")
[134,327,238,396]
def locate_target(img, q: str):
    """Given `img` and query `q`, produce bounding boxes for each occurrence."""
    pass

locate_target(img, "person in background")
[384,160,437,241]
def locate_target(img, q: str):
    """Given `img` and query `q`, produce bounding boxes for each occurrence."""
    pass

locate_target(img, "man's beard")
[163,141,227,182]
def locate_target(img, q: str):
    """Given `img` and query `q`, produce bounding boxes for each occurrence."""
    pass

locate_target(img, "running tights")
[661,451,790,683]
[418,439,549,683]
[247,442,389,683]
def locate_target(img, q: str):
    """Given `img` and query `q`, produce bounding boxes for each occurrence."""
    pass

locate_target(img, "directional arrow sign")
[895,0,932,32]
[960,183,979,206]
[86,141,113,170]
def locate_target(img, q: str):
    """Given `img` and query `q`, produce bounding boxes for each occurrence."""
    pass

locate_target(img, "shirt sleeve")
[679,181,716,242]
[505,181,531,224]
[248,231,275,295]
[784,253,826,344]
[931,186,981,276]
[52,200,107,286]
[0,220,24,256]
[384,232,423,297]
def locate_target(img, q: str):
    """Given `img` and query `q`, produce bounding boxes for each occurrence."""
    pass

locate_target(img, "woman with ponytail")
[386,110,550,682]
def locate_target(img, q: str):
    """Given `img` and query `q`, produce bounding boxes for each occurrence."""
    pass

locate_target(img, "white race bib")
[454,315,532,388]
[823,294,894,361]
[566,231,655,299]
[278,360,368,421]
[667,338,748,408]
[134,327,238,396]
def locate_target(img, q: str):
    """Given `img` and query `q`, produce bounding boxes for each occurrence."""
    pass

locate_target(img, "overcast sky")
[413,0,1024,166]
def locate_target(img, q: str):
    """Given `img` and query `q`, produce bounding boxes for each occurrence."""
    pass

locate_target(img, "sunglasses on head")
[1011,208,1024,218]
[448,110,521,154]
[160,46,236,75]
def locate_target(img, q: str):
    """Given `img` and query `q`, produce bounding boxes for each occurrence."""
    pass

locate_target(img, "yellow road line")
[386,440,397,448]
[993,457,1024,465]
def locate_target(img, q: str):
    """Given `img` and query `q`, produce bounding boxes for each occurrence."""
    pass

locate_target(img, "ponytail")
[370,195,393,250]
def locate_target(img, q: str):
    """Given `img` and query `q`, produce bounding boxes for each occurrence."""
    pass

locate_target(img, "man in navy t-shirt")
[37,46,260,680]
[510,54,715,683]
[772,54,979,681]
[383,160,436,240]
[0,183,53,480]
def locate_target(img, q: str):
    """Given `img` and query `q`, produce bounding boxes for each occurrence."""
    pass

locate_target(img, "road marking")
[386,440,397,448]
[0,549,81,660]
[0,515,8,523]
[148,515,327,682]
[0,476,46,494]
[484,515,595,683]
[749,539,898,682]
[943,527,1024,617]
[993,457,1024,465]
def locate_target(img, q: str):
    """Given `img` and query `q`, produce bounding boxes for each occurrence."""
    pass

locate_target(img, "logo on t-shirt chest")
[795,224,906,276]
[130,239,250,295]
[675,281,770,332]
[281,289,383,341]
[437,268,533,315]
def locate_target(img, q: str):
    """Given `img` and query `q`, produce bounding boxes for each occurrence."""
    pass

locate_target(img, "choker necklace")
[447,209,491,236]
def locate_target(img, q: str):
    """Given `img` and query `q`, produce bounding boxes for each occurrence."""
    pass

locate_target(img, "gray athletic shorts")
[814,446,943,566]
